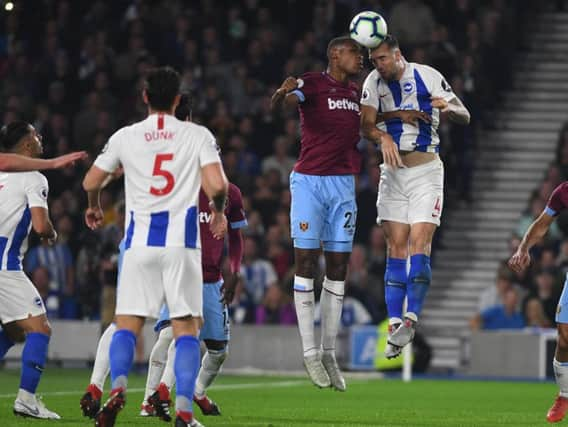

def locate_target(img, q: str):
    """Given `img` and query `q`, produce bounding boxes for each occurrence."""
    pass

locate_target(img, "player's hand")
[398,110,431,127]
[278,77,299,94]
[85,206,104,230]
[220,272,241,305]
[431,97,449,112]
[508,250,531,273]
[380,134,404,168]
[210,211,228,240]
[42,230,58,246]
[50,151,88,169]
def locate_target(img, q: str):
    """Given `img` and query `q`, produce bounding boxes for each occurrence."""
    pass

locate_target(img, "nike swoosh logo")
[17,402,39,416]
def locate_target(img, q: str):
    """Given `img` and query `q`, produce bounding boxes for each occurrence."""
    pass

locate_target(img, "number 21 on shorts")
[150,153,175,196]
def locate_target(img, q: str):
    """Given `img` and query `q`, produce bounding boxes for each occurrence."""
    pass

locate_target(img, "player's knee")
[296,256,317,278]
[326,264,348,281]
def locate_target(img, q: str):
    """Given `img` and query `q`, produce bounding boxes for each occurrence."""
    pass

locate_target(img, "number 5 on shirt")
[150,153,175,196]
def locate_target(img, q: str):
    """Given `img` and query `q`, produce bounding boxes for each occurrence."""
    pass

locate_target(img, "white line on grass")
[0,379,306,399]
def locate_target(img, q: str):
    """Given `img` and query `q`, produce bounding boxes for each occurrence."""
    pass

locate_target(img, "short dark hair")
[174,92,193,121]
[144,66,181,111]
[327,36,357,58]
[374,34,399,51]
[0,121,31,152]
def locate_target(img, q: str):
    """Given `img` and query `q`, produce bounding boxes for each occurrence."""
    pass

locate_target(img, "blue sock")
[174,335,200,415]
[20,332,49,393]
[0,330,15,360]
[384,257,407,320]
[407,254,432,318]
[109,329,136,391]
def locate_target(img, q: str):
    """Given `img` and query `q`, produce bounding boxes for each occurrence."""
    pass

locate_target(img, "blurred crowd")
[0,0,528,326]
[472,122,568,331]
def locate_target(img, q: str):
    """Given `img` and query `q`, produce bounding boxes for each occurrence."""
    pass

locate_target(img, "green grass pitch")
[0,368,560,426]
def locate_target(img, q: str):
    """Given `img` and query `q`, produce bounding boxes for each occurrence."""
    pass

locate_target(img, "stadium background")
[2,0,568,415]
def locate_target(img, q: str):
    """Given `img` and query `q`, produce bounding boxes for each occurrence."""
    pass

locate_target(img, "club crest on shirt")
[402,81,415,94]
[299,222,309,231]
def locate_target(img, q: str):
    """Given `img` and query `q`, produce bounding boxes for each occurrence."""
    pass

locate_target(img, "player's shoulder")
[179,120,215,141]
[412,62,444,80]
[298,71,324,87]
[363,69,381,84]
[228,182,244,200]
[553,181,568,195]
[21,170,47,183]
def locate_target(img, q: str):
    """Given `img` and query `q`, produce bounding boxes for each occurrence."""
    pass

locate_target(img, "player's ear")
[172,94,181,110]
[142,90,149,106]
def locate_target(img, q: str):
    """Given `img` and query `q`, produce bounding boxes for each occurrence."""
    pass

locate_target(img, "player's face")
[27,126,43,157]
[338,42,364,75]
[369,44,400,81]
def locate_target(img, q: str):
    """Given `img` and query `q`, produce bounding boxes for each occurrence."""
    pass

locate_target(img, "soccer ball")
[349,11,388,49]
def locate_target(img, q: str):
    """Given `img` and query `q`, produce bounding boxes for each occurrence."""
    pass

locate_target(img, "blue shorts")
[290,171,356,252]
[557,278,568,324]
[154,279,230,342]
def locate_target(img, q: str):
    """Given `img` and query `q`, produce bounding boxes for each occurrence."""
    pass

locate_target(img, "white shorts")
[116,247,203,319]
[377,159,444,226]
[0,271,46,323]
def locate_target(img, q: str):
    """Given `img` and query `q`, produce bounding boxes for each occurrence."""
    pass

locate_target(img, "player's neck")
[147,108,175,116]
[394,60,405,81]
[326,67,349,84]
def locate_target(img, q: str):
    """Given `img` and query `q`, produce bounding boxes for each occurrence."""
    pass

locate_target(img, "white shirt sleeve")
[198,126,221,167]
[360,70,380,110]
[25,172,49,209]
[425,65,456,102]
[94,130,122,173]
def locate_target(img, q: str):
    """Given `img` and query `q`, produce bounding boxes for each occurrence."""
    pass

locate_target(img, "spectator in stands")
[470,288,525,330]
[478,272,521,312]
[524,296,553,328]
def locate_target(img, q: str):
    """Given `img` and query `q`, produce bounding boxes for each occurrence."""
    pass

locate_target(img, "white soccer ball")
[349,11,388,49]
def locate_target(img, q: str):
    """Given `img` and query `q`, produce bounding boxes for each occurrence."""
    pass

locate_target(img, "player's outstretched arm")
[360,105,403,168]
[508,212,555,273]
[30,206,57,245]
[431,96,470,125]
[0,151,87,171]
[271,77,300,111]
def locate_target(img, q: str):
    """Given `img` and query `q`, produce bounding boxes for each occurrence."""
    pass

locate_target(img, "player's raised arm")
[270,76,301,111]
[508,211,555,273]
[360,104,403,168]
[431,95,470,125]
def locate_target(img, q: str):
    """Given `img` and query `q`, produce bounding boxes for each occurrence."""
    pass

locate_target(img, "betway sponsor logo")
[199,211,211,224]
[327,98,360,112]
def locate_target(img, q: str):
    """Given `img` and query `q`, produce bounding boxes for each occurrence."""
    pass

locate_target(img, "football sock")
[320,277,345,354]
[385,257,407,323]
[144,326,173,401]
[407,254,432,321]
[89,322,116,392]
[20,332,49,394]
[294,276,317,357]
[194,347,228,398]
[174,335,200,416]
[554,358,568,398]
[110,329,136,392]
[160,338,176,390]
[0,329,15,359]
